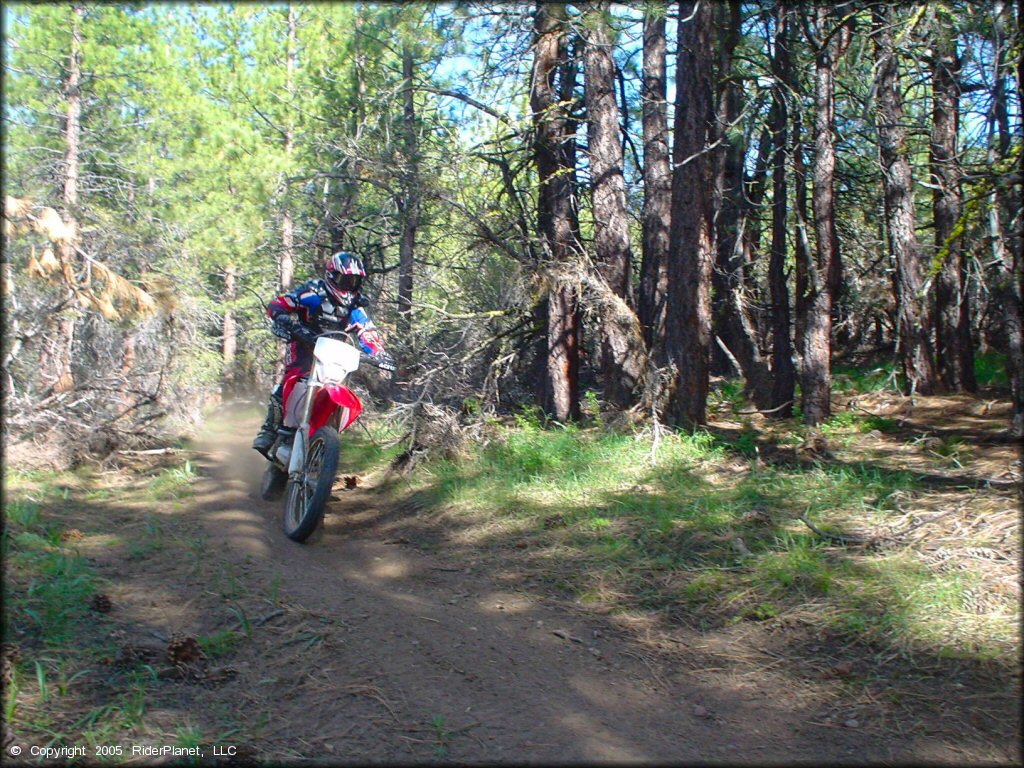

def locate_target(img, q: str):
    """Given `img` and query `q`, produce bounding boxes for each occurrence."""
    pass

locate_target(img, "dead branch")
[798,513,871,546]
[736,400,794,416]
[115,447,181,456]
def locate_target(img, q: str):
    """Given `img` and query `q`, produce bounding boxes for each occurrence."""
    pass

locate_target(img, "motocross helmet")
[324,251,365,303]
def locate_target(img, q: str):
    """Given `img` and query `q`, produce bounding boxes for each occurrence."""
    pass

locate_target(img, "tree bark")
[63,8,82,211]
[769,2,796,416]
[930,23,975,392]
[1015,0,1024,435]
[327,6,366,255]
[531,2,581,422]
[639,4,670,360]
[583,4,643,407]
[792,101,812,358]
[710,1,773,409]
[709,1,742,352]
[988,0,1024,434]
[665,0,714,428]
[398,41,419,336]
[223,265,237,394]
[280,3,296,292]
[801,4,846,426]
[873,5,938,395]
[47,3,85,395]
[119,334,137,406]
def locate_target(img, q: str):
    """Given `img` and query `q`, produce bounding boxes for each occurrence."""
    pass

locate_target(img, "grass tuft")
[2,457,244,756]
[409,392,1017,666]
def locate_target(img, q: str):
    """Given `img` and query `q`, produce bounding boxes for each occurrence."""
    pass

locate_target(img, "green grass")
[833,361,899,394]
[3,498,97,646]
[820,409,901,439]
[860,415,901,433]
[339,420,405,475]
[413,413,1015,665]
[974,351,1009,387]
[2,461,244,757]
[708,378,748,412]
[832,351,1010,393]
[145,460,197,500]
[1,486,163,754]
[198,629,239,658]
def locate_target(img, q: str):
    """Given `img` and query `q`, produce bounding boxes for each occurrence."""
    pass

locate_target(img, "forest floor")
[2,390,1021,765]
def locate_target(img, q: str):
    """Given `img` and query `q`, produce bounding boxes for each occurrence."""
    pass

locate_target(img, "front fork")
[287,380,319,480]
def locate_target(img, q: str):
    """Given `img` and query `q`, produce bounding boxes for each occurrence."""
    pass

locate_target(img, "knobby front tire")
[282,426,341,542]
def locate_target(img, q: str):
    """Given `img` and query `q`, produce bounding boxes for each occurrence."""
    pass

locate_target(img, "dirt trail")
[184,408,1017,764]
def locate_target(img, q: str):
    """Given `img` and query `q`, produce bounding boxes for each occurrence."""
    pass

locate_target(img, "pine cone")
[61,528,84,544]
[166,634,204,665]
[90,593,113,613]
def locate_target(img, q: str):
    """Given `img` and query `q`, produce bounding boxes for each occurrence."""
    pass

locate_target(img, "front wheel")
[282,427,340,542]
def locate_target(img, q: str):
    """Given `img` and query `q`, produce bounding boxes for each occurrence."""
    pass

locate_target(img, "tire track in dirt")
[188,407,1011,764]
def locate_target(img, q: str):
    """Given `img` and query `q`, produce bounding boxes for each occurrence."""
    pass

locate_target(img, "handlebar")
[273,321,394,373]
[361,351,396,373]
[315,330,393,372]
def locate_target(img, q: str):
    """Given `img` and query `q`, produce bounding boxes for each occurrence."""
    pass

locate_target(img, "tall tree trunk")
[119,333,136,406]
[328,6,366,254]
[769,2,796,416]
[531,2,581,422]
[63,9,82,211]
[223,265,237,394]
[1014,0,1024,435]
[741,124,774,273]
[280,2,296,291]
[801,4,846,426]
[930,23,975,392]
[281,208,294,289]
[583,4,643,407]
[792,101,812,357]
[987,152,1023,434]
[710,1,773,408]
[709,4,741,354]
[665,0,714,428]
[47,4,84,395]
[989,0,1024,434]
[873,5,938,395]
[639,4,670,359]
[41,315,76,396]
[398,42,419,336]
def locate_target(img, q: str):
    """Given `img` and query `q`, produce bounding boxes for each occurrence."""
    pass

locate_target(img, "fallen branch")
[736,400,794,416]
[116,447,180,456]
[254,609,286,627]
[798,513,869,546]
[848,402,888,419]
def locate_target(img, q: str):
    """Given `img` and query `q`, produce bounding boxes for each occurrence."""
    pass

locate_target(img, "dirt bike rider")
[252,251,396,457]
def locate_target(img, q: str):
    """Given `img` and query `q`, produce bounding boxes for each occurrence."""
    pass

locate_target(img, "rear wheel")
[282,427,340,542]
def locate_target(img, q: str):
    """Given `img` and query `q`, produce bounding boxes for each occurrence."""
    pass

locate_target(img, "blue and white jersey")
[267,279,384,364]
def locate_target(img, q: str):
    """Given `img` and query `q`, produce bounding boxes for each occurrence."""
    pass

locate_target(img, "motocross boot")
[252,394,283,458]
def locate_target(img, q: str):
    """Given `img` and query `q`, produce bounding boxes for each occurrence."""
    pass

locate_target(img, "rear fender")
[309,385,362,436]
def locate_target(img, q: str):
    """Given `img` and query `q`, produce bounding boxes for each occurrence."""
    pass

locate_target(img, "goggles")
[328,271,362,292]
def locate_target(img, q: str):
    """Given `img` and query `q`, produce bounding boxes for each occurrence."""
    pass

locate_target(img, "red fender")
[309,384,362,436]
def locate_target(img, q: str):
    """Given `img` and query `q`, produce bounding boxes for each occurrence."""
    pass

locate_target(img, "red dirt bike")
[258,330,386,542]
